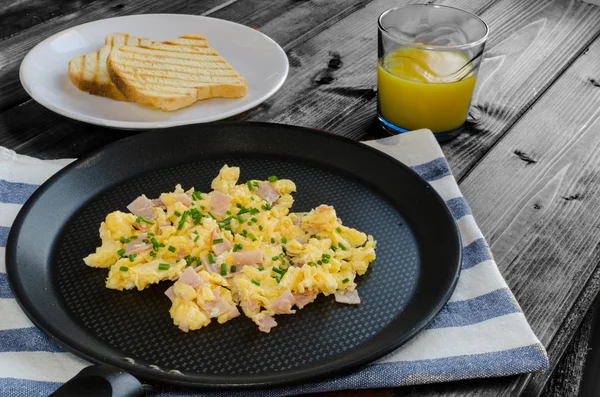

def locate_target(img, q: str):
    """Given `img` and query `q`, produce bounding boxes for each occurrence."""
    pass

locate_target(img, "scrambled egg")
[85,165,377,333]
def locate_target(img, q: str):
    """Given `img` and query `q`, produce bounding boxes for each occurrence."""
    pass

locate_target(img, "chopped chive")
[142,239,150,244]
[241,230,248,237]
[268,176,278,182]
[128,254,136,262]
[322,253,331,259]
[253,181,260,187]
[147,232,155,237]
[226,210,232,215]
[308,262,317,267]
[336,227,342,233]
[174,211,181,217]
[258,225,264,231]
[236,203,243,208]
[250,208,260,215]
[130,235,138,240]
[249,233,257,242]
[149,251,157,258]
[200,205,206,210]
[168,245,176,253]
[258,266,264,271]
[288,260,294,266]
[271,256,279,261]
[251,279,261,286]
[192,191,203,201]
[321,258,329,263]
[233,243,243,252]
[212,238,224,244]
[184,255,193,267]
[247,181,254,191]
[275,275,282,283]
[207,252,216,264]
[158,263,170,271]
[262,203,272,210]
[251,197,255,201]
[247,222,253,227]
[208,212,217,220]
[230,265,237,273]
[342,278,349,283]
[317,260,322,265]
[338,242,348,251]
[224,226,232,231]
[194,234,200,242]
[271,238,276,243]
[251,217,258,223]
[178,211,189,230]
[315,236,321,240]
[119,266,129,272]
[281,237,287,244]
[279,252,286,258]
[236,215,244,224]
[136,216,155,225]
[273,267,284,274]
[120,236,130,243]
[330,244,337,251]
[220,263,227,276]
[159,243,165,248]
[117,248,126,256]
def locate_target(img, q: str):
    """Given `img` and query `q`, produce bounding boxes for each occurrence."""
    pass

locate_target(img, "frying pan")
[6,122,461,396]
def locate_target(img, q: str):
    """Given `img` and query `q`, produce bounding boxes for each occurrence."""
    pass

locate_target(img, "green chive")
[251,279,261,286]
[117,248,126,256]
[247,222,253,227]
[321,258,329,263]
[147,232,155,237]
[158,263,170,271]
[262,203,272,211]
[330,244,337,251]
[207,252,215,264]
[247,181,254,191]
[130,235,138,240]
[200,205,206,210]
[258,266,264,271]
[249,233,257,242]
[236,203,243,208]
[178,211,189,230]
[136,216,154,225]
[142,239,150,244]
[258,225,264,231]
[233,243,243,252]
[250,208,260,215]
[288,260,294,266]
[268,176,278,182]
[253,181,260,187]
[275,275,282,283]
[336,227,342,233]
[271,238,276,243]
[119,266,129,271]
[317,260,322,265]
[128,254,136,262]
[194,234,200,242]
[192,191,203,201]
[338,242,348,251]
[168,245,176,252]
[271,256,279,261]
[241,230,248,237]
[308,262,317,267]
[224,226,232,232]
[213,238,224,244]
[342,278,349,283]
[120,236,130,243]
[322,253,331,259]
[174,211,181,217]
[230,265,237,273]
[236,215,244,224]
[251,197,255,201]
[281,237,287,244]
[315,236,321,240]
[279,252,286,258]
[208,212,217,220]
[273,267,284,274]
[149,251,157,258]
[251,217,258,223]
[220,263,227,276]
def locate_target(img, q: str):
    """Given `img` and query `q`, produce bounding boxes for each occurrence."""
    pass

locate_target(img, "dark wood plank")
[0,0,369,158]
[453,33,600,396]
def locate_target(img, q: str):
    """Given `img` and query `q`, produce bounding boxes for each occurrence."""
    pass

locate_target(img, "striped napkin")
[0,129,548,397]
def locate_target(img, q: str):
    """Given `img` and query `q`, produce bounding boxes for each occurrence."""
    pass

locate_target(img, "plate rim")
[6,121,462,389]
[18,14,289,130]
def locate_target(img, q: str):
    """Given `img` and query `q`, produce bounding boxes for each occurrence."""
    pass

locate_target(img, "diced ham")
[154,199,166,208]
[177,248,187,259]
[294,291,317,309]
[178,267,204,289]
[272,290,296,314]
[334,289,361,305]
[200,289,231,318]
[231,250,263,266]
[201,255,220,273]
[255,314,277,333]
[124,234,152,255]
[176,194,192,207]
[292,218,301,226]
[178,319,189,333]
[241,299,260,313]
[294,262,304,268]
[212,230,232,255]
[228,305,241,319]
[209,191,230,217]
[127,195,155,219]
[159,221,171,227]
[164,286,175,303]
[257,183,279,204]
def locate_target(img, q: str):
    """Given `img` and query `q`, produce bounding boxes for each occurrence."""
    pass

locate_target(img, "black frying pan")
[6,122,461,396]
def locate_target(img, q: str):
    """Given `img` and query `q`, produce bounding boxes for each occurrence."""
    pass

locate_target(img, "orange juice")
[377,47,477,133]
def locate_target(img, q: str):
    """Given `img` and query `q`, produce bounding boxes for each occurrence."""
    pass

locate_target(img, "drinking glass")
[377,4,488,141]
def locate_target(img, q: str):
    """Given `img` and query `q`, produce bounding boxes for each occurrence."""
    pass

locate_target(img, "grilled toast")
[107,34,248,111]
[68,33,153,101]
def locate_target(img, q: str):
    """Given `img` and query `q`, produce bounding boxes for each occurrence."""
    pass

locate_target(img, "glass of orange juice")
[377,5,488,141]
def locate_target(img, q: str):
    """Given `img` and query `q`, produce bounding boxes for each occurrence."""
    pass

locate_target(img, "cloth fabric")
[0,129,548,396]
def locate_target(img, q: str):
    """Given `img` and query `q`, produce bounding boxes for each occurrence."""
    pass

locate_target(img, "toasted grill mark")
[95,50,100,83]
[562,194,581,201]
[514,150,537,164]
[590,78,600,87]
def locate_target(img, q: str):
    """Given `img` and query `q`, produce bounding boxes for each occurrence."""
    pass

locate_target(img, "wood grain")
[455,33,600,397]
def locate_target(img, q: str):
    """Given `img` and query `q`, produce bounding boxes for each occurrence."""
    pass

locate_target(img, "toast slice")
[107,34,248,111]
[68,33,153,101]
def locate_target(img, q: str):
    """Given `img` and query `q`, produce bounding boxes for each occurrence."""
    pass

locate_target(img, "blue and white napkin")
[0,129,548,396]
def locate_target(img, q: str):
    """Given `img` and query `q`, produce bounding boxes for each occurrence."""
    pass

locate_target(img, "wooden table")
[2,0,600,395]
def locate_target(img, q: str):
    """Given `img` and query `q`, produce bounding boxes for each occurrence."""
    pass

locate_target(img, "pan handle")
[49,364,145,397]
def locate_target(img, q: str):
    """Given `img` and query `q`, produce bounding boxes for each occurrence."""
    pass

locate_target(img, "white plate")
[19,14,289,129]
